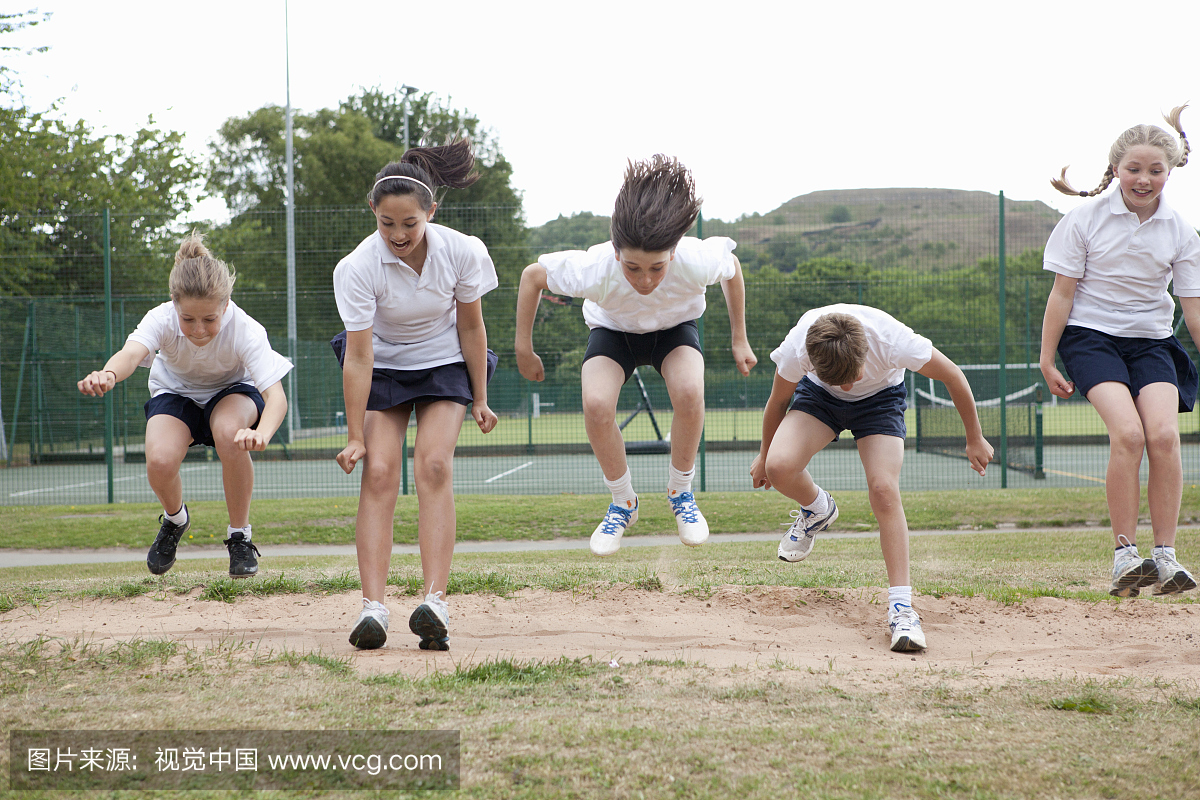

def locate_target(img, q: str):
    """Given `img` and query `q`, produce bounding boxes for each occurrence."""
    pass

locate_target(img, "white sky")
[9,0,1200,227]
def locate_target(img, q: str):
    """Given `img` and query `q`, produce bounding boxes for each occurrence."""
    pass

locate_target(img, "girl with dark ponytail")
[1041,105,1199,598]
[332,140,499,651]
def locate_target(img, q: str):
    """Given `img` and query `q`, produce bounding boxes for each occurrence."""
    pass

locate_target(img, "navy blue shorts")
[144,384,265,447]
[1058,325,1198,412]
[788,376,908,441]
[330,331,498,411]
[582,320,702,383]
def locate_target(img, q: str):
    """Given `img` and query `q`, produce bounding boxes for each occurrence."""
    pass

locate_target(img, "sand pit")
[3,586,1198,681]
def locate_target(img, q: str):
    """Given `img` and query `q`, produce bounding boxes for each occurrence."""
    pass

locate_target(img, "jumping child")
[77,233,292,579]
[515,155,756,556]
[333,140,498,651]
[750,305,992,652]
[1042,104,1200,598]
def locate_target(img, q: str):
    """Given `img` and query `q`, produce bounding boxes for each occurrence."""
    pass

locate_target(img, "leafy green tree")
[527,211,612,254]
[1,8,50,100]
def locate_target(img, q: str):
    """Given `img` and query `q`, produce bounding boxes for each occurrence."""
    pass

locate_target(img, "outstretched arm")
[77,340,151,397]
[1040,274,1078,399]
[749,370,799,489]
[720,256,757,376]
[515,263,549,382]
[457,297,497,434]
[336,328,374,474]
[234,380,288,451]
[916,348,993,475]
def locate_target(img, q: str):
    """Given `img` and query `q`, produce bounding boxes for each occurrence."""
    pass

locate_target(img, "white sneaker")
[668,491,709,547]
[777,491,838,563]
[590,499,638,557]
[1110,537,1158,598]
[888,603,927,652]
[409,591,450,651]
[349,598,389,649]
[1152,547,1198,596]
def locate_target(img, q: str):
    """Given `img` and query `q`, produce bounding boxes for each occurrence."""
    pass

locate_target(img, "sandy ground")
[3,586,1199,681]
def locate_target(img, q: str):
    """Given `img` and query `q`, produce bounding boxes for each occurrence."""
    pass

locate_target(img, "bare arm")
[457,297,497,434]
[1179,296,1200,355]
[234,380,288,451]
[1040,274,1079,399]
[749,371,799,489]
[336,328,375,474]
[916,348,994,475]
[77,340,151,397]
[719,255,757,376]
[515,263,549,381]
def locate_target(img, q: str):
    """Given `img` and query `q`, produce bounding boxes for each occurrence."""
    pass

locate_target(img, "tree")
[1,8,51,102]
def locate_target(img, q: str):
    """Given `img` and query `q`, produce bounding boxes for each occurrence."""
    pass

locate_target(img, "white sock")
[888,585,913,610]
[667,464,695,497]
[1152,545,1175,558]
[604,470,637,511]
[227,524,251,540]
[164,504,188,525]
[803,488,829,516]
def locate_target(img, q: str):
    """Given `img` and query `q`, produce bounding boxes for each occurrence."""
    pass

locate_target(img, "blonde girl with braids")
[1042,105,1200,598]
[332,140,498,651]
[516,155,756,556]
[78,233,293,579]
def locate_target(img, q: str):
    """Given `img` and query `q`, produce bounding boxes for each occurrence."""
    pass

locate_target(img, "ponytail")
[368,139,479,211]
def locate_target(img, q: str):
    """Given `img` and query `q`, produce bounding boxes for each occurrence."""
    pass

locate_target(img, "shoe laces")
[669,492,700,524]
[425,590,449,619]
[890,603,920,629]
[154,517,185,552]
[599,505,633,537]
[224,533,261,559]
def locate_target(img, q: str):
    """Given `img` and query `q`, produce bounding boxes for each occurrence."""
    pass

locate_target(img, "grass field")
[2,520,1200,798]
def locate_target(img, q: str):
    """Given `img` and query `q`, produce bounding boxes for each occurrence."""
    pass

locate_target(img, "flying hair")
[368,139,479,212]
[1051,104,1191,197]
[169,231,236,303]
[805,313,868,387]
[610,155,702,253]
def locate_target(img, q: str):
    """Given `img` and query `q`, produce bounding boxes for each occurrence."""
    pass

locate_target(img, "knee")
[209,422,242,453]
[145,449,181,479]
[581,392,616,426]
[765,452,800,487]
[414,452,453,488]
[867,480,902,513]
[361,454,402,494]
[1109,426,1145,457]
[1144,425,1180,458]
[671,381,705,415]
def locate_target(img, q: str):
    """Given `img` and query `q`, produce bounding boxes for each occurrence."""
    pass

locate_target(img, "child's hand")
[78,370,116,397]
[473,402,498,434]
[234,428,268,451]
[516,349,545,382]
[732,342,758,377]
[336,440,366,474]
[749,453,772,489]
[1040,364,1075,399]
[965,437,994,476]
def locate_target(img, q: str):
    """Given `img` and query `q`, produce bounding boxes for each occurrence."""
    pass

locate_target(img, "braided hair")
[1051,104,1190,197]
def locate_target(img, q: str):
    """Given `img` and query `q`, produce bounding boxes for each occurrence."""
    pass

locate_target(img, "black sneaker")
[147,509,189,575]
[224,532,261,579]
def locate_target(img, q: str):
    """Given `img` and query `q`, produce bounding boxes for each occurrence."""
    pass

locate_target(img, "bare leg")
[357,406,410,603]
[1087,382,1146,546]
[581,356,630,481]
[1134,383,1183,548]
[659,346,705,472]
[208,393,261,528]
[856,435,909,586]
[764,411,837,506]
[411,400,467,596]
[144,414,193,514]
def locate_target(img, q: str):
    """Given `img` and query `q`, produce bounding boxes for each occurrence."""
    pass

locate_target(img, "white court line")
[8,465,209,497]
[483,461,534,484]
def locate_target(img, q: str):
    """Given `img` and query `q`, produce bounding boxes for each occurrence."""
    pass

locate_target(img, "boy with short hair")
[750,304,993,652]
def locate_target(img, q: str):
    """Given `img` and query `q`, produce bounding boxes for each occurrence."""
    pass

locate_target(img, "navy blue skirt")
[1058,325,1199,412]
[330,330,497,411]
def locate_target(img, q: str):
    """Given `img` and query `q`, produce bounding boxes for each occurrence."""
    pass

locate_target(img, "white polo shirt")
[539,236,737,333]
[333,223,498,370]
[771,304,933,401]
[1044,190,1200,338]
[127,299,294,404]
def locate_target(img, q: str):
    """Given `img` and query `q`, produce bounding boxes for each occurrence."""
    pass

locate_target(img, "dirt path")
[4,587,1198,681]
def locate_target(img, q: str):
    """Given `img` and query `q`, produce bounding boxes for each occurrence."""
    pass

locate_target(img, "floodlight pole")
[284,0,298,443]
[401,84,418,150]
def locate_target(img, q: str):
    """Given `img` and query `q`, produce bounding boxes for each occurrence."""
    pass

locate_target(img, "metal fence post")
[998,191,1007,489]
[697,210,706,493]
[103,208,115,504]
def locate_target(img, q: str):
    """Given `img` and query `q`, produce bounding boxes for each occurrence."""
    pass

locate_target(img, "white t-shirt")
[333,223,498,370]
[127,300,294,404]
[771,304,933,401]
[1043,189,1200,338]
[539,236,737,333]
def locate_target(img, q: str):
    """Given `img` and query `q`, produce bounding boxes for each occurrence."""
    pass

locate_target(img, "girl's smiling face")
[175,296,227,346]
[372,193,436,265]
[1116,144,1171,220]
[615,247,674,295]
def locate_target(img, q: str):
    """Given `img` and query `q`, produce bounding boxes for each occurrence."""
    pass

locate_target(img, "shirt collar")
[373,223,444,266]
[1106,187,1174,222]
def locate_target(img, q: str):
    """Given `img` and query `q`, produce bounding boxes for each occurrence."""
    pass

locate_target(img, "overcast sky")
[9,0,1200,228]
